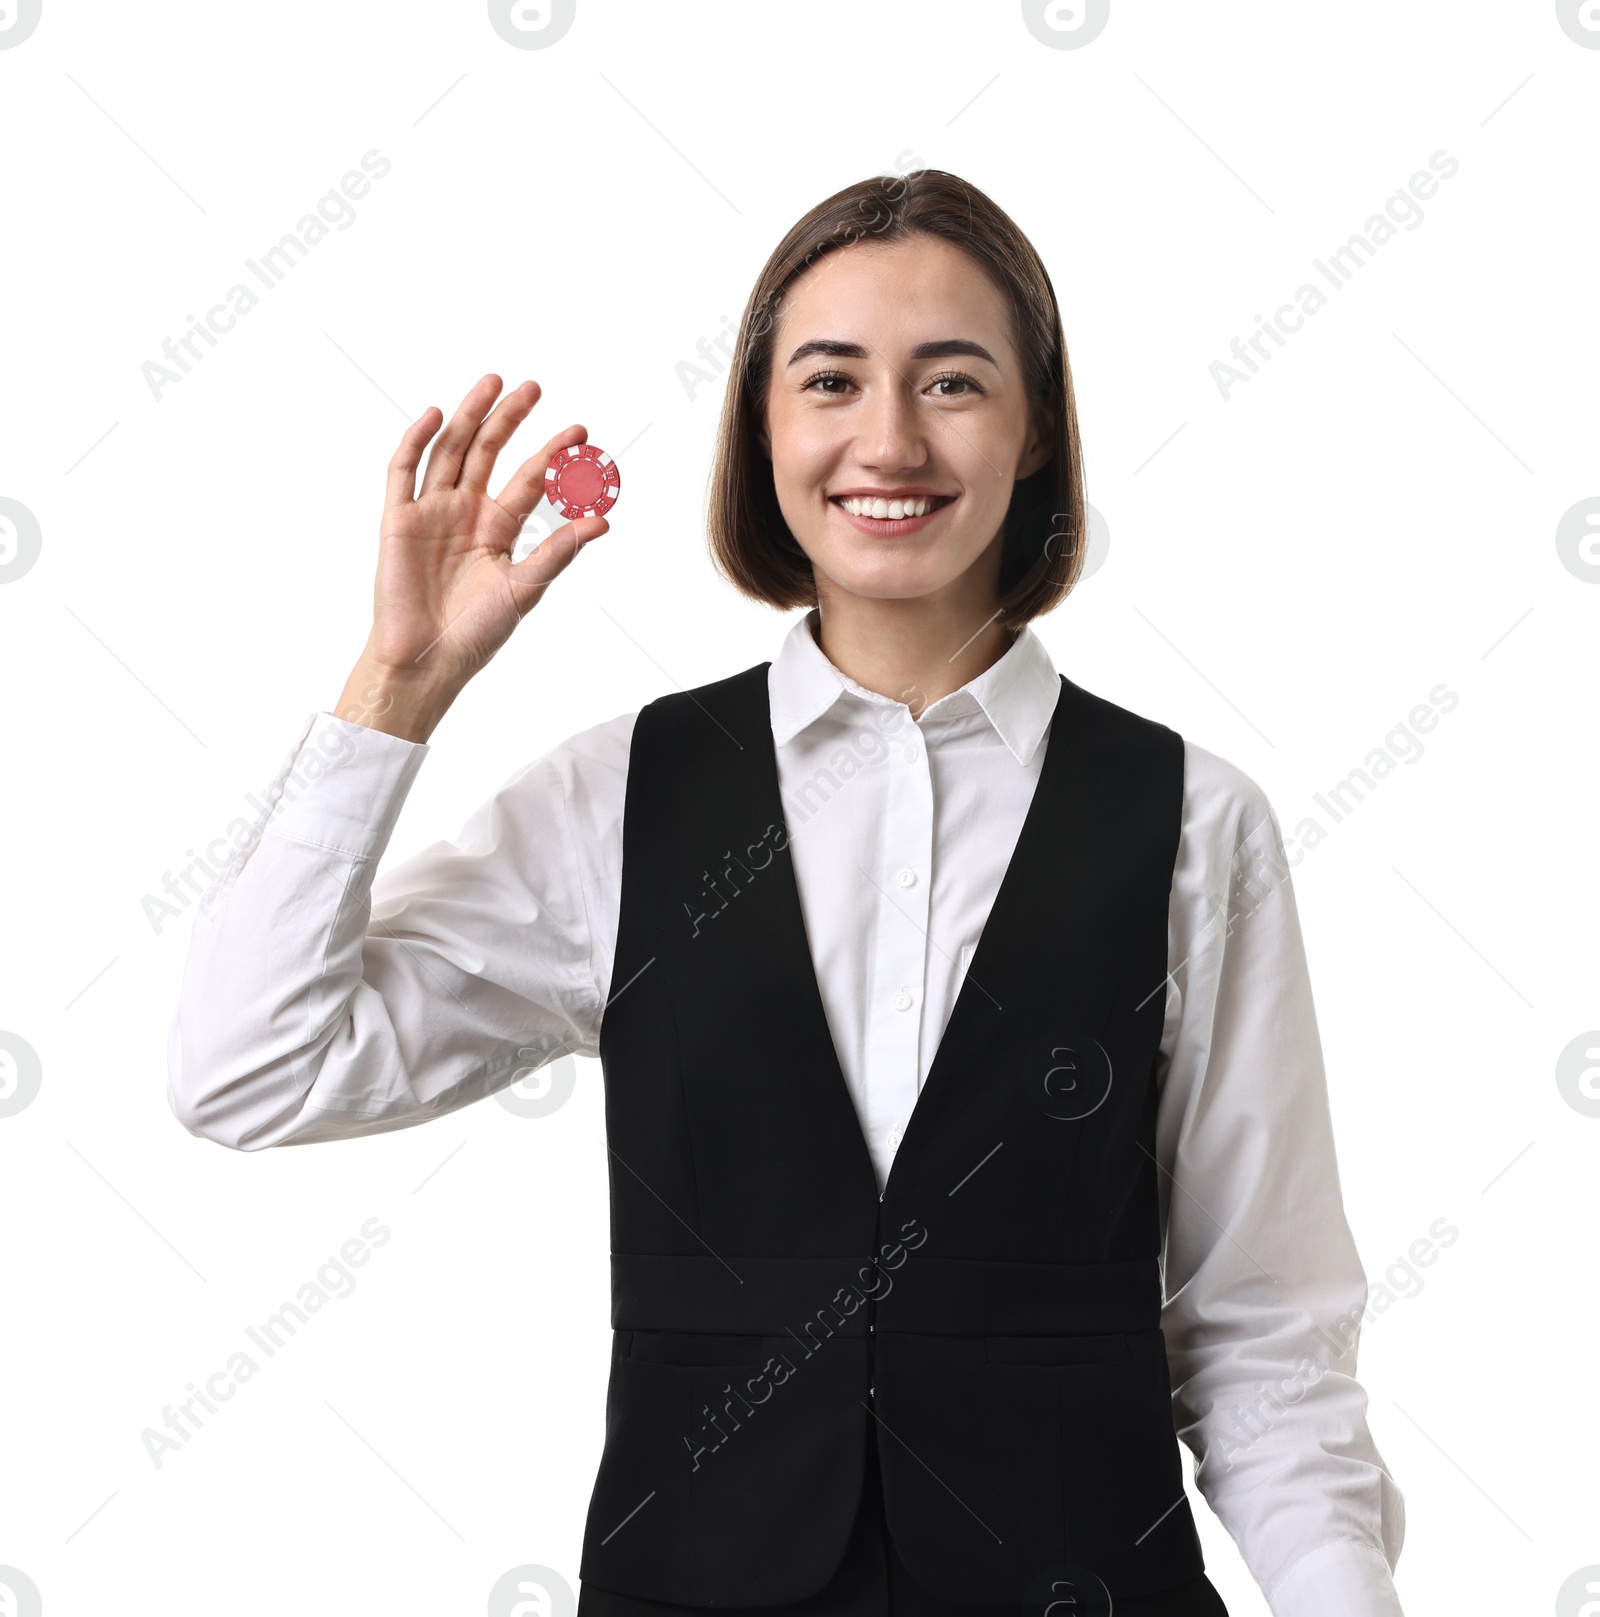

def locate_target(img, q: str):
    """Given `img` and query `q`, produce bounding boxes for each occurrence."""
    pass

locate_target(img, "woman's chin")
[812,548,992,607]
[816,568,958,605]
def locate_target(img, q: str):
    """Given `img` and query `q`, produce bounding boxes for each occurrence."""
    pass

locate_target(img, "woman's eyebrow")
[787,338,867,365]
[785,337,999,367]
[910,339,998,365]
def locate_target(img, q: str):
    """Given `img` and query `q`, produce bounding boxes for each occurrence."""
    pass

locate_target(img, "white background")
[1,2,1596,1613]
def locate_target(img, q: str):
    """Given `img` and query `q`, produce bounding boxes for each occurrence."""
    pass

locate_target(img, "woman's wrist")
[333,654,463,744]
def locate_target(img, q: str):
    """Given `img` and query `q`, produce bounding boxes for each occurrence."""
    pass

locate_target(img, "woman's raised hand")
[336,374,609,742]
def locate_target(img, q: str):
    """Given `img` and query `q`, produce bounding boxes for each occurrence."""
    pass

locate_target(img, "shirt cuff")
[261,710,429,861]
[1268,1540,1404,1617]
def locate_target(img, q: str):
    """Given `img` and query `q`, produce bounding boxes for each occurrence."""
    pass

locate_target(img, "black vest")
[579,661,1205,1607]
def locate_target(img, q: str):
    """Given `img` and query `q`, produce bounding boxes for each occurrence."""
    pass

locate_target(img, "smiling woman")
[169,166,1406,1617]
[711,170,1084,655]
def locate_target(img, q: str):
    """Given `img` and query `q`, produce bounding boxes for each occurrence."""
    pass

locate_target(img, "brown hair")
[707,168,1085,626]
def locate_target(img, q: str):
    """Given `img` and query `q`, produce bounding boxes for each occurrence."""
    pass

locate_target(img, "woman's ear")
[1018,406,1054,479]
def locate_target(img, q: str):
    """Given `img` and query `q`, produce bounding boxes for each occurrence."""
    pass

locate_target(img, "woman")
[168,171,1406,1617]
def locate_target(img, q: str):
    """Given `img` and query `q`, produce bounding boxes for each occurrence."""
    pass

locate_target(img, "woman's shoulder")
[502,706,641,801]
[1179,735,1278,853]
[436,709,642,876]
[1064,677,1277,850]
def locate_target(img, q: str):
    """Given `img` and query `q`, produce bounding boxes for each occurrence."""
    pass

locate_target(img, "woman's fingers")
[558,513,610,550]
[458,380,542,493]
[494,422,589,523]
[504,513,609,610]
[419,374,504,494]
[385,408,443,510]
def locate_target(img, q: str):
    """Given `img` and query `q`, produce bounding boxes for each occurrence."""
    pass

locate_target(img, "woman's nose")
[857,374,928,468]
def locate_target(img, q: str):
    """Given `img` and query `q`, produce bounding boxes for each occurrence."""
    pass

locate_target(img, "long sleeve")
[166,707,633,1149]
[1156,742,1406,1617]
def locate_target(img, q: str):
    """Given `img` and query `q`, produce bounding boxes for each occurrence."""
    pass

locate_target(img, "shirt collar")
[768,607,1061,766]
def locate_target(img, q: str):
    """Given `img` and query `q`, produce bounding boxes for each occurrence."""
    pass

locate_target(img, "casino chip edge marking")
[544,442,620,520]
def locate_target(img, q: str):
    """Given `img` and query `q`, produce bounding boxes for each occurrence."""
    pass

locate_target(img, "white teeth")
[838,496,938,520]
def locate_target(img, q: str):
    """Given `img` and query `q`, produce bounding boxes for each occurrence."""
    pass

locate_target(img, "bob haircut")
[708,168,1085,627]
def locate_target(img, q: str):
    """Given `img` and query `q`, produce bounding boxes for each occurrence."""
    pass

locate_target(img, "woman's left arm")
[1156,741,1406,1617]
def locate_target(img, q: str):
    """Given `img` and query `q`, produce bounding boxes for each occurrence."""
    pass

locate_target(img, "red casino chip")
[544,442,620,519]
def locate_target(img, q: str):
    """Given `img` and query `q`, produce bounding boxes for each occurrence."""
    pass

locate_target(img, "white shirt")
[166,608,1406,1617]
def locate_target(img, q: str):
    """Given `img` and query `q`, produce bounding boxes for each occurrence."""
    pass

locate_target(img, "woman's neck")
[807,596,1017,716]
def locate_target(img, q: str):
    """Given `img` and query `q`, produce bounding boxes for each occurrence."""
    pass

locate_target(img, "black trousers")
[578,1419,1228,1617]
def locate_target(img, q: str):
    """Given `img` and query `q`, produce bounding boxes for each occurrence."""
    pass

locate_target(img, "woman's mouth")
[830,493,955,535]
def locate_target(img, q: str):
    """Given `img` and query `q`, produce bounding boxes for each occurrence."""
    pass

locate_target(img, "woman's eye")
[798,368,980,398]
[928,371,980,398]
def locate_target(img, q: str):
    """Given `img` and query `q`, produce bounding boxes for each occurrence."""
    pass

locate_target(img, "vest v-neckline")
[749,663,1078,1203]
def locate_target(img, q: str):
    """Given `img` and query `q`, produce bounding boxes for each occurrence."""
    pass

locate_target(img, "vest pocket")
[983,1332,1130,1365]
[583,1328,873,1606]
[874,1326,1202,1600]
[1053,1326,1198,1564]
[627,1330,770,1366]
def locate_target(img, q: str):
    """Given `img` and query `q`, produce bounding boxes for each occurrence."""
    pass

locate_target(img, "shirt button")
[902,744,918,763]
[887,1128,904,1149]
[895,867,916,888]
[893,990,913,1011]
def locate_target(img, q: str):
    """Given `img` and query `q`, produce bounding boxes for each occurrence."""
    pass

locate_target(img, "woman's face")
[762,232,1052,612]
